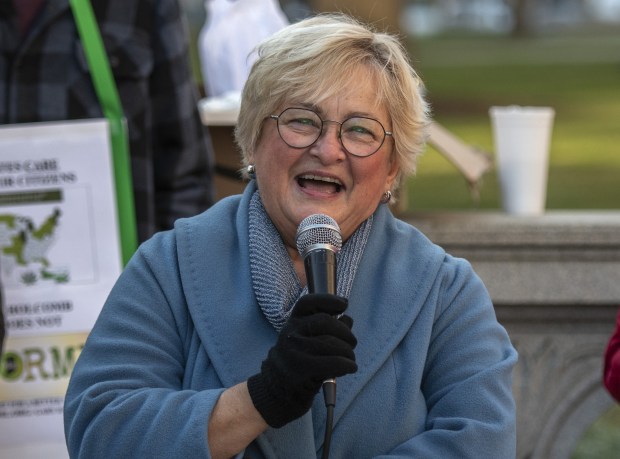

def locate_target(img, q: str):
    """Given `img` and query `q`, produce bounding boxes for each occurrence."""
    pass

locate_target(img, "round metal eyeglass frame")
[269,107,393,158]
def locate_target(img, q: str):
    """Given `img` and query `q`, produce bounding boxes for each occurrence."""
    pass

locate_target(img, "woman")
[64,14,517,458]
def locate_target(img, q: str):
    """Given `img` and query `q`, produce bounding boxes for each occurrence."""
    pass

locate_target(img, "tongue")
[299,178,339,194]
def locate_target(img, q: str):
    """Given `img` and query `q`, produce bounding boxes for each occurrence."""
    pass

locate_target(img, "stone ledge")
[404,211,620,305]
[406,211,620,246]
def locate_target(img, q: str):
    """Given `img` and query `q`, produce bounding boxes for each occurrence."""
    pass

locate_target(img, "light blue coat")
[64,182,517,458]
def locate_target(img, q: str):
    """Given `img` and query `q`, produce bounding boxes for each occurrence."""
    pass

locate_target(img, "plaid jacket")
[0,0,215,242]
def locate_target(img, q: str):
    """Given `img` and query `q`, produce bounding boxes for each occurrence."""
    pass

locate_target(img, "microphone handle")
[304,249,337,295]
[303,248,339,407]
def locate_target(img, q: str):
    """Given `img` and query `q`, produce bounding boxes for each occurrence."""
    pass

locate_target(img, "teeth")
[298,174,342,186]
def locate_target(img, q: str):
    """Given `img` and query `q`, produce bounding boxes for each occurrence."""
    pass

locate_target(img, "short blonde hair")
[235,13,430,195]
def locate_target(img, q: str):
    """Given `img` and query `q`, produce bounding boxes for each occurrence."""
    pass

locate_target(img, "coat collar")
[6,0,71,55]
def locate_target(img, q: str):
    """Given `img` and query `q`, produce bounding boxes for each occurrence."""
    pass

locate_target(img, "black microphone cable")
[321,378,337,459]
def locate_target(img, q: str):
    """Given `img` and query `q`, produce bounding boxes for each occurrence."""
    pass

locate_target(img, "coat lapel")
[176,183,318,458]
[177,184,274,386]
[320,205,445,435]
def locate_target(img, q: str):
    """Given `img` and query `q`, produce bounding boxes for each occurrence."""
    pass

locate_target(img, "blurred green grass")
[572,405,620,459]
[405,32,620,212]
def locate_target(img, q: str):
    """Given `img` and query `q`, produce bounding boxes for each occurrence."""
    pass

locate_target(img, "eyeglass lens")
[275,108,387,157]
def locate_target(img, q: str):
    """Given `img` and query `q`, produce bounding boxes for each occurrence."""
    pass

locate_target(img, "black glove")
[247,293,358,428]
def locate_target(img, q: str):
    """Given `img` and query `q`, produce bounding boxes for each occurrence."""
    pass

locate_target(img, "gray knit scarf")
[248,190,372,331]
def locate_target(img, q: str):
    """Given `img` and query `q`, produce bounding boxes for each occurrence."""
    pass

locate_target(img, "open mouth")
[297,174,343,194]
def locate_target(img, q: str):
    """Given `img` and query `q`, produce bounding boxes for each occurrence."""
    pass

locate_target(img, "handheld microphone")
[295,214,342,403]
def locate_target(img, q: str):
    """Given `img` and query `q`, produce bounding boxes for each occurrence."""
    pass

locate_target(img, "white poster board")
[0,120,124,458]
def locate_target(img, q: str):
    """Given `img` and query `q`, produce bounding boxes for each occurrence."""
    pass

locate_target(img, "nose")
[309,120,346,162]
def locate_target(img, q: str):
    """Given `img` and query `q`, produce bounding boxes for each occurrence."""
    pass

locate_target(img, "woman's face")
[250,71,399,251]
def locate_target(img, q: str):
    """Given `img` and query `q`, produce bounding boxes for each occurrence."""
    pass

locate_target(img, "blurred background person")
[0,0,215,243]
[0,287,4,354]
[604,308,620,402]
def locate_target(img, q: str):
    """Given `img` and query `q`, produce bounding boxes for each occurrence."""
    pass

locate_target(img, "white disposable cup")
[489,106,555,215]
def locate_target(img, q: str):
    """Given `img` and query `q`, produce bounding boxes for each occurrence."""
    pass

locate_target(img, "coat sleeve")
[63,234,220,458]
[604,308,620,402]
[383,257,517,458]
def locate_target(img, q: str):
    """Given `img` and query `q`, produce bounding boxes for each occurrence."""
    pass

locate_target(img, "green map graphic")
[0,209,69,285]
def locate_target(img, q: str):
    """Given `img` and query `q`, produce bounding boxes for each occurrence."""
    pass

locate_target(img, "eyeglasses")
[269,107,392,157]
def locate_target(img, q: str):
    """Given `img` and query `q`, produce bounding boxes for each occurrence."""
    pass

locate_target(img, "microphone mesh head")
[296,214,342,257]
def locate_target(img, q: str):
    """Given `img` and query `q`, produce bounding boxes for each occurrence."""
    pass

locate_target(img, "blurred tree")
[307,0,404,34]
[509,0,529,36]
